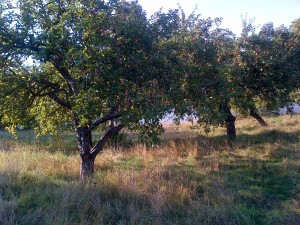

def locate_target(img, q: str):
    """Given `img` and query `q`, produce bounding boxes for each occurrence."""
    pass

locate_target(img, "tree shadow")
[1,148,300,225]
[217,158,300,224]
[0,171,157,225]
[148,155,300,225]
[199,129,300,154]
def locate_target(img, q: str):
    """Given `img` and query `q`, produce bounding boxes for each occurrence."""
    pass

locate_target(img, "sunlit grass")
[0,115,299,224]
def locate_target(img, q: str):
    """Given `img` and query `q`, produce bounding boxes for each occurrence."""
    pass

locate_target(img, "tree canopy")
[231,20,299,115]
[0,0,177,179]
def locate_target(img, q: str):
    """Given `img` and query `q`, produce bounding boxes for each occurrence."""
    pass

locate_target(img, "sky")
[138,0,300,35]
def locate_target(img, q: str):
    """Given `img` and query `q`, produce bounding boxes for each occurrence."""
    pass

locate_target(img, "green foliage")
[231,19,299,114]
[155,8,233,131]
[0,0,174,142]
[0,0,299,152]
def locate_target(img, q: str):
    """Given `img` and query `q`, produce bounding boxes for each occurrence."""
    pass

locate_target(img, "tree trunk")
[77,127,94,181]
[222,104,236,144]
[226,115,236,141]
[80,155,95,181]
[250,109,268,127]
[77,124,124,181]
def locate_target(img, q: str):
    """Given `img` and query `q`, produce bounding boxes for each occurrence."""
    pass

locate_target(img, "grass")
[0,115,300,224]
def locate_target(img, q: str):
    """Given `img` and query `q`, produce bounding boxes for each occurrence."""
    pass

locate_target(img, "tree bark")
[77,127,94,181]
[222,104,236,144]
[80,155,95,181]
[226,114,236,142]
[77,124,124,181]
[250,109,268,127]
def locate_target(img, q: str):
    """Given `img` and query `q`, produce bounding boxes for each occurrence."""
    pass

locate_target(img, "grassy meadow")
[0,115,300,225]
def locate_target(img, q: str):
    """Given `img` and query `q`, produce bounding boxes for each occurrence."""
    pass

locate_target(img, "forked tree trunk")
[77,124,124,181]
[222,104,236,144]
[250,109,268,127]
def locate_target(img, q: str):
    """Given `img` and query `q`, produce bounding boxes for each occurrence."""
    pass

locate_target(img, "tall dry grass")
[0,115,299,224]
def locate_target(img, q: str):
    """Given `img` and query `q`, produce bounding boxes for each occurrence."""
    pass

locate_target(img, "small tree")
[0,0,173,180]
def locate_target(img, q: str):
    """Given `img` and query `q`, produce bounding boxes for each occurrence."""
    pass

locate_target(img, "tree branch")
[49,56,79,95]
[16,40,79,96]
[47,92,72,109]
[88,113,122,132]
[28,77,72,109]
[29,88,72,109]
[90,124,124,158]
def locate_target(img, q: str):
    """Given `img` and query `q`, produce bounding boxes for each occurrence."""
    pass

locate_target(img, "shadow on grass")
[209,130,299,145]
[143,155,300,225]
[1,127,298,157]
[0,129,134,156]
[1,154,300,225]
[219,159,300,224]
[161,129,299,160]
[192,130,299,157]
[0,171,156,225]
[0,129,79,156]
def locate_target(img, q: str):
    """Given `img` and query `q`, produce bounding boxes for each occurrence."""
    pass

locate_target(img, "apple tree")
[0,0,174,180]
[231,20,299,124]
[162,8,238,142]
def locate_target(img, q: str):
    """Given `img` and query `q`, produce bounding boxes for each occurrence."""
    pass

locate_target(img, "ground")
[0,115,299,224]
